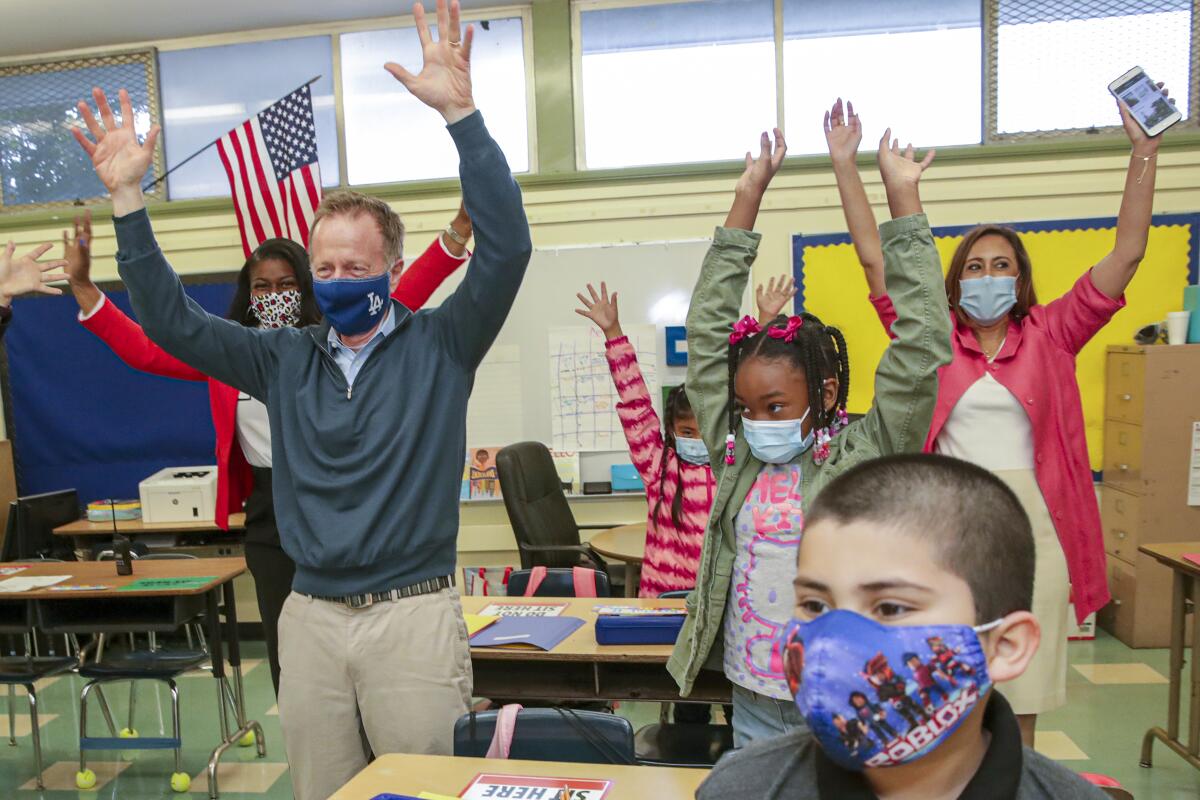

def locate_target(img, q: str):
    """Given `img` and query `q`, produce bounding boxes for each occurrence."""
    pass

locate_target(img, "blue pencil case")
[595,613,685,645]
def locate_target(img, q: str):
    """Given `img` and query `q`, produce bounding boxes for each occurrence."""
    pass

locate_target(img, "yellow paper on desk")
[463,614,499,637]
[417,793,459,800]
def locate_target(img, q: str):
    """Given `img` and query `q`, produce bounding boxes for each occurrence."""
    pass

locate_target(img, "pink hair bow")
[767,316,804,343]
[729,315,762,345]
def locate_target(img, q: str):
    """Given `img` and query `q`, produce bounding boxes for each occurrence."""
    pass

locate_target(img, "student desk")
[329,753,708,799]
[1139,542,1200,774]
[463,596,730,704]
[588,524,646,598]
[0,558,265,799]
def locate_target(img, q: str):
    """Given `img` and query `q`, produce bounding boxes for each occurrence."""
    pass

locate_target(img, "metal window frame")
[983,0,1200,142]
[0,48,164,211]
[570,0,783,171]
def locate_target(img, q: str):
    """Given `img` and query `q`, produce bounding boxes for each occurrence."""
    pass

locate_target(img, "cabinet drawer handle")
[1118,464,1130,471]
[1120,393,1132,401]
[1113,599,1122,606]
[1116,531,1127,540]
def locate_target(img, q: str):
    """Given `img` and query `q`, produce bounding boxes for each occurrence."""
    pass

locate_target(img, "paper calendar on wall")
[548,324,658,451]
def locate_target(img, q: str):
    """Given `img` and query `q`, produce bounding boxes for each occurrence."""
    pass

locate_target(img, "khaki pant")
[277,588,472,800]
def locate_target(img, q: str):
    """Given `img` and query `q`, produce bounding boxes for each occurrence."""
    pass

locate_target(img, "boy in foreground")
[697,454,1106,799]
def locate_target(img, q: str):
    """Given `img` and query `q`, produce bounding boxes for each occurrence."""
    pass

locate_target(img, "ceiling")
[0,0,510,59]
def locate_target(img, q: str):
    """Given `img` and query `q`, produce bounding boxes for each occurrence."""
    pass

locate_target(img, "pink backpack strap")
[572,566,597,598]
[485,703,523,759]
[523,566,547,597]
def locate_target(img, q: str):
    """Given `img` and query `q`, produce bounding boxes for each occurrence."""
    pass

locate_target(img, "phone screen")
[1113,72,1176,131]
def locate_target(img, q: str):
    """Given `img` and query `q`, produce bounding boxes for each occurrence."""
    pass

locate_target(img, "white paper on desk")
[0,575,71,593]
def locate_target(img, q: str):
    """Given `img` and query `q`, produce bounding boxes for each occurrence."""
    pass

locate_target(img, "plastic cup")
[1166,311,1191,345]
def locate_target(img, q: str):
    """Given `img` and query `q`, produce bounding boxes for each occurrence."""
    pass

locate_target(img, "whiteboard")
[421,239,723,449]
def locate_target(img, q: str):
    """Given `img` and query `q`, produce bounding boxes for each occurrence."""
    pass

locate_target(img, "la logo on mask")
[368,292,384,316]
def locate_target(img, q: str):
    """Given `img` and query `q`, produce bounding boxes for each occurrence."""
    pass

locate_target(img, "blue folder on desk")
[468,615,584,651]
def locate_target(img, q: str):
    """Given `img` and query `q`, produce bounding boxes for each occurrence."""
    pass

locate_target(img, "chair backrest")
[137,553,198,560]
[454,708,635,764]
[507,567,610,598]
[497,442,583,569]
[11,490,79,561]
[658,590,691,599]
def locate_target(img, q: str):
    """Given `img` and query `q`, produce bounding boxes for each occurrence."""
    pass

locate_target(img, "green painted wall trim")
[3,128,1198,233]
[531,0,576,174]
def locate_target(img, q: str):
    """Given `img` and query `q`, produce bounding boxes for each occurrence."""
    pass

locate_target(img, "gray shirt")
[698,693,1107,800]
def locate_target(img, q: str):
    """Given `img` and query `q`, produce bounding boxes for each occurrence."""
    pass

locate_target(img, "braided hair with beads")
[725,312,850,465]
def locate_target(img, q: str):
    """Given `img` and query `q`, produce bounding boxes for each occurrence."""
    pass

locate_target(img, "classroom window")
[0,52,159,208]
[994,0,1193,134]
[577,0,777,169]
[782,0,983,154]
[340,16,531,185]
[159,37,339,200]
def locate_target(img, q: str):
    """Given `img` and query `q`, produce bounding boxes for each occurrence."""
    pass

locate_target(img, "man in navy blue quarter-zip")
[70,3,532,797]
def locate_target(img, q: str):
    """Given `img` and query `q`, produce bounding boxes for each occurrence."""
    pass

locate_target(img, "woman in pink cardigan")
[574,279,796,598]
[822,92,1171,745]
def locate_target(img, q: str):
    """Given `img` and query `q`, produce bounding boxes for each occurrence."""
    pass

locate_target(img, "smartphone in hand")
[1109,66,1180,137]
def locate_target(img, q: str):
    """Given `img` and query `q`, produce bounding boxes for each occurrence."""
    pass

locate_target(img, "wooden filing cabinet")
[1097,345,1200,648]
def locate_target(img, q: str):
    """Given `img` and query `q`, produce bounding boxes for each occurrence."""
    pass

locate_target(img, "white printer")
[138,466,218,523]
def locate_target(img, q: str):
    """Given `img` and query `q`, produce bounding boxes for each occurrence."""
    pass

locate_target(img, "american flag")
[216,85,322,258]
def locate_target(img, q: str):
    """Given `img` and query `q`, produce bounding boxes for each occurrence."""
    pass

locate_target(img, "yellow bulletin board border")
[792,213,1200,479]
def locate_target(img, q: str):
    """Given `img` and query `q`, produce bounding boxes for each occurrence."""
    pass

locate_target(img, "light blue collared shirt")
[326,304,398,389]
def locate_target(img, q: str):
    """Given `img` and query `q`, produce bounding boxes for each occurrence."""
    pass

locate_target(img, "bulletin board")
[3,282,235,503]
[793,213,1200,472]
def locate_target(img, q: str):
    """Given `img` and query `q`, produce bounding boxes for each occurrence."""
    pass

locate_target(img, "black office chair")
[496,442,611,571]
[454,707,635,764]
[506,568,611,598]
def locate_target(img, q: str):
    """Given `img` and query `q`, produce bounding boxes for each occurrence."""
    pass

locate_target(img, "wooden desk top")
[462,596,682,663]
[53,513,246,537]
[1140,542,1200,579]
[0,557,245,599]
[588,524,646,565]
[330,753,708,799]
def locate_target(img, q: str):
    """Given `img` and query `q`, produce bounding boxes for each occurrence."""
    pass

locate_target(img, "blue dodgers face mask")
[957,275,1017,326]
[778,610,999,771]
[312,272,392,336]
[674,436,710,466]
[742,408,813,464]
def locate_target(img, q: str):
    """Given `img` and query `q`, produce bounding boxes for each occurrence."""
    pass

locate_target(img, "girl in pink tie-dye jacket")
[575,278,796,597]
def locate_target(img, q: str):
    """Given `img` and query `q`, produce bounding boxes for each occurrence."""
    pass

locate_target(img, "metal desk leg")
[1188,576,1200,757]
[221,580,265,758]
[1141,571,1200,772]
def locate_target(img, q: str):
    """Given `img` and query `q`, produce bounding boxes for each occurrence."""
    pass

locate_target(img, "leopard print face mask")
[248,289,302,329]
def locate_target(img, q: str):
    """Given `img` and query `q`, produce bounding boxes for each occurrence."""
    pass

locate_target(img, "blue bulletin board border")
[790,212,1200,485]
[792,212,1200,311]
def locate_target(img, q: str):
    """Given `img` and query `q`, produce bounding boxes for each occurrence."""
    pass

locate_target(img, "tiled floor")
[0,632,1194,798]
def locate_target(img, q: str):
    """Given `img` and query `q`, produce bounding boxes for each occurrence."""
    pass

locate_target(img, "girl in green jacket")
[668,126,952,746]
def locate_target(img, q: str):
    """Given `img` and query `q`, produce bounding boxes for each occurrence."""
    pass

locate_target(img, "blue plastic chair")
[454,708,635,764]
[506,567,611,598]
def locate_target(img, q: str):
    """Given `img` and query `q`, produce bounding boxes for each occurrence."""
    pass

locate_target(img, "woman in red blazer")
[63,206,472,694]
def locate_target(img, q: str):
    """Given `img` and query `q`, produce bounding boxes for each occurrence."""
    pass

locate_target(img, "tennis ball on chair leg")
[238,730,256,747]
[75,769,97,790]
[170,772,191,793]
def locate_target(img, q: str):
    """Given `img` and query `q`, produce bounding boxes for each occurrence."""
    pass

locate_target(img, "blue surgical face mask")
[777,609,1000,771]
[674,436,710,466]
[312,272,392,336]
[742,407,813,464]
[958,276,1017,326]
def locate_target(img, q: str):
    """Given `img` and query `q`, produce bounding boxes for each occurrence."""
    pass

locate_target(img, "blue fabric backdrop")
[5,282,236,504]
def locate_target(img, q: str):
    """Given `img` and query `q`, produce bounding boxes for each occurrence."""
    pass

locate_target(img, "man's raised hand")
[384,0,477,125]
[0,242,68,307]
[71,88,158,215]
